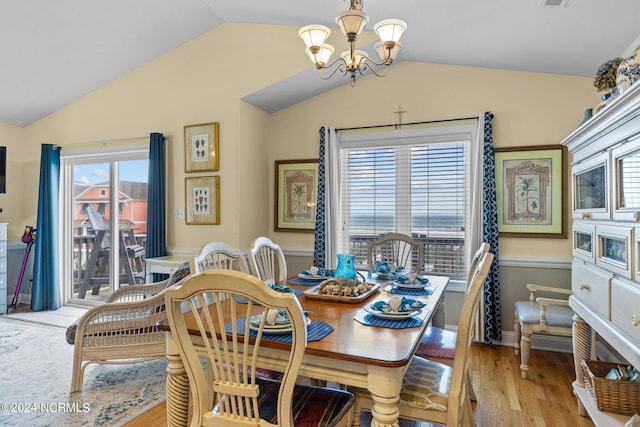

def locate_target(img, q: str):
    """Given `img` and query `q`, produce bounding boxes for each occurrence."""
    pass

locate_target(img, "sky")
[73,159,149,185]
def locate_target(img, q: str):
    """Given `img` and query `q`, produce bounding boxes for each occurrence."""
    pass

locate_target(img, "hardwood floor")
[124,343,595,427]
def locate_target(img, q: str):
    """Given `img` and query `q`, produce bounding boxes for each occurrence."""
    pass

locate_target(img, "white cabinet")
[562,82,640,425]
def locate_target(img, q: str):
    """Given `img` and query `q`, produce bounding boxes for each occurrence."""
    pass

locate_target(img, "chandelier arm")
[316,58,349,80]
[365,64,390,78]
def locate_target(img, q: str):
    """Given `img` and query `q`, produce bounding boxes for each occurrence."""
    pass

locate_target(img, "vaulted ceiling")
[2,0,638,127]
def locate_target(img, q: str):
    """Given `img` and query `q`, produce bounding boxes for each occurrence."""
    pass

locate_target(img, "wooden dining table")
[160,273,449,427]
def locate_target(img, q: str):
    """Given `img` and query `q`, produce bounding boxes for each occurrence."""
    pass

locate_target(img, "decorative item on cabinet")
[617,46,640,96]
[579,108,593,126]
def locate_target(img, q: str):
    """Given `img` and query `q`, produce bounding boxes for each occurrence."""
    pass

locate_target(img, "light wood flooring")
[124,343,596,427]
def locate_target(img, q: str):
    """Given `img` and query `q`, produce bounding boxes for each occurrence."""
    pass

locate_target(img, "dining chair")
[249,236,288,285]
[164,269,356,427]
[415,242,490,400]
[191,241,250,274]
[367,233,425,274]
[349,251,494,427]
[514,283,574,378]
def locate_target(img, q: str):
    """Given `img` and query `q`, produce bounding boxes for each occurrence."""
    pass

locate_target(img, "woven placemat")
[353,309,427,329]
[225,318,334,343]
[286,277,325,286]
[386,285,435,296]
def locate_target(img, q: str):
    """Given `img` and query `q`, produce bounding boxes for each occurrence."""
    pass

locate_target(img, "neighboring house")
[73,181,148,235]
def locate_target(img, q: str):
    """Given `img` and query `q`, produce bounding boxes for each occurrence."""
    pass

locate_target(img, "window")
[335,124,476,280]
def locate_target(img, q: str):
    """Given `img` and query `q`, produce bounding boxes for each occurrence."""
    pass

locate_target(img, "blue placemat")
[387,285,435,296]
[225,318,334,343]
[235,288,304,303]
[287,277,326,286]
[353,309,428,329]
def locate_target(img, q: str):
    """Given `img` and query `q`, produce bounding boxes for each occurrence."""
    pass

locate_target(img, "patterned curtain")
[481,112,502,343]
[31,144,61,311]
[313,127,328,268]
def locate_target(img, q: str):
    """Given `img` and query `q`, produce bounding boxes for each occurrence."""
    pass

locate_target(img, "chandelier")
[298,0,407,86]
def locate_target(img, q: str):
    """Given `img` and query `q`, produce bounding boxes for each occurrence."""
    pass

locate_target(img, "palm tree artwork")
[515,176,538,213]
[292,183,307,214]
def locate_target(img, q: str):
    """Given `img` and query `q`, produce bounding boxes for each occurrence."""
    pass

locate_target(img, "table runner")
[225,318,334,343]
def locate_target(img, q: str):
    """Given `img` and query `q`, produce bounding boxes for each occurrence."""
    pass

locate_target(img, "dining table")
[160,272,449,427]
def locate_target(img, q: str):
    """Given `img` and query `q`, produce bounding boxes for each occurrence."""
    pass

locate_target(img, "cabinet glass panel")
[601,235,626,264]
[576,231,593,254]
[575,165,606,210]
[616,148,640,210]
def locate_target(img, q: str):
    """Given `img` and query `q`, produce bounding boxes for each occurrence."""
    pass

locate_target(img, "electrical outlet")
[173,208,185,219]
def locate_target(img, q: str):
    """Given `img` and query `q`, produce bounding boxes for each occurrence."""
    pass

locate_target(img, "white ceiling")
[1,0,639,127]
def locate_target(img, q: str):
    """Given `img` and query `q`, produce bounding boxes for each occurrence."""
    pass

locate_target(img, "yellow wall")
[10,22,602,257]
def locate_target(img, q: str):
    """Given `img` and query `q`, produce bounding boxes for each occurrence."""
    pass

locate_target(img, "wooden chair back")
[367,233,425,274]
[447,251,493,424]
[164,269,307,427]
[249,237,287,285]
[191,241,250,274]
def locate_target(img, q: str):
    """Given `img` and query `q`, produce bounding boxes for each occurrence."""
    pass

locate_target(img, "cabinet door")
[596,224,633,279]
[573,221,595,263]
[612,138,640,222]
[572,154,610,220]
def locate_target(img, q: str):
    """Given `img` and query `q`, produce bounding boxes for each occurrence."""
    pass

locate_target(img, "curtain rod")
[336,116,478,132]
[58,135,149,149]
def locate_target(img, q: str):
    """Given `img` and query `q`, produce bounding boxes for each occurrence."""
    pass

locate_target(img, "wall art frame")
[274,159,319,232]
[184,122,219,172]
[495,144,567,238]
[185,176,220,225]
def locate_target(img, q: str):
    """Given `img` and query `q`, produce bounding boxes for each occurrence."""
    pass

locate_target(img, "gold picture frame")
[185,176,220,225]
[274,159,319,232]
[495,144,567,238]
[184,122,219,172]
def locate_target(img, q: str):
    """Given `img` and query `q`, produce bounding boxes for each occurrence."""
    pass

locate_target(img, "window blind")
[337,127,471,279]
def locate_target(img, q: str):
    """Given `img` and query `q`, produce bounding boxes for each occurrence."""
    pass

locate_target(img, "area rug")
[0,317,167,426]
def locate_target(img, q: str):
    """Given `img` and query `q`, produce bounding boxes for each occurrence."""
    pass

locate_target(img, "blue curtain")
[313,127,328,268]
[481,112,502,343]
[31,144,61,311]
[146,133,166,282]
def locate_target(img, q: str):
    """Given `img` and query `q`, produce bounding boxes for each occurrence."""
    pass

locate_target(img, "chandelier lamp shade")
[298,0,407,86]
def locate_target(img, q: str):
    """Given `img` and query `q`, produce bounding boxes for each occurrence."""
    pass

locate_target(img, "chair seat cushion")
[236,378,355,427]
[415,326,457,360]
[350,356,451,412]
[514,301,573,327]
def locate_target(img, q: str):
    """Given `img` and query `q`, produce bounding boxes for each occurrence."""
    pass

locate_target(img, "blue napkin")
[373,261,405,279]
[370,297,426,313]
[268,284,295,293]
[394,274,430,285]
[300,267,334,277]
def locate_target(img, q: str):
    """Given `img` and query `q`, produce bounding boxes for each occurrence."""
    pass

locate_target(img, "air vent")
[540,0,569,7]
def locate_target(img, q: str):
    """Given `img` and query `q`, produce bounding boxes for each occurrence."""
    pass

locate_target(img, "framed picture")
[185,176,220,225]
[184,122,219,172]
[274,159,319,232]
[495,145,567,238]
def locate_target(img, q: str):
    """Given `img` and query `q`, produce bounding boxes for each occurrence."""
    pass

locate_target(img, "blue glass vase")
[334,254,357,280]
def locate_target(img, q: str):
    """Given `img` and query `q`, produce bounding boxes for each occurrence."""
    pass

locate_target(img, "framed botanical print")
[495,145,567,238]
[274,159,319,232]
[185,176,220,225]
[184,122,219,172]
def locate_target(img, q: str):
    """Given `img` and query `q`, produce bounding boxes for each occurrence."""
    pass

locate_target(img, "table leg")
[166,335,190,427]
[367,365,404,427]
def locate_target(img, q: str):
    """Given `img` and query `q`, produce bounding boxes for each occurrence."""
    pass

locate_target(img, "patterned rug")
[0,317,167,426]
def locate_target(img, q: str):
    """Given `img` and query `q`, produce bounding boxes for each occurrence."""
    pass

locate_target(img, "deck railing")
[349,233,466,280]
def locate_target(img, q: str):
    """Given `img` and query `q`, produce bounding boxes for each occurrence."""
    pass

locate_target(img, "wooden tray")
[303,282,381,303]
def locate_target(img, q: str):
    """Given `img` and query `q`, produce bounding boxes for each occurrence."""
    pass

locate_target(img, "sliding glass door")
[61,145,148,306]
